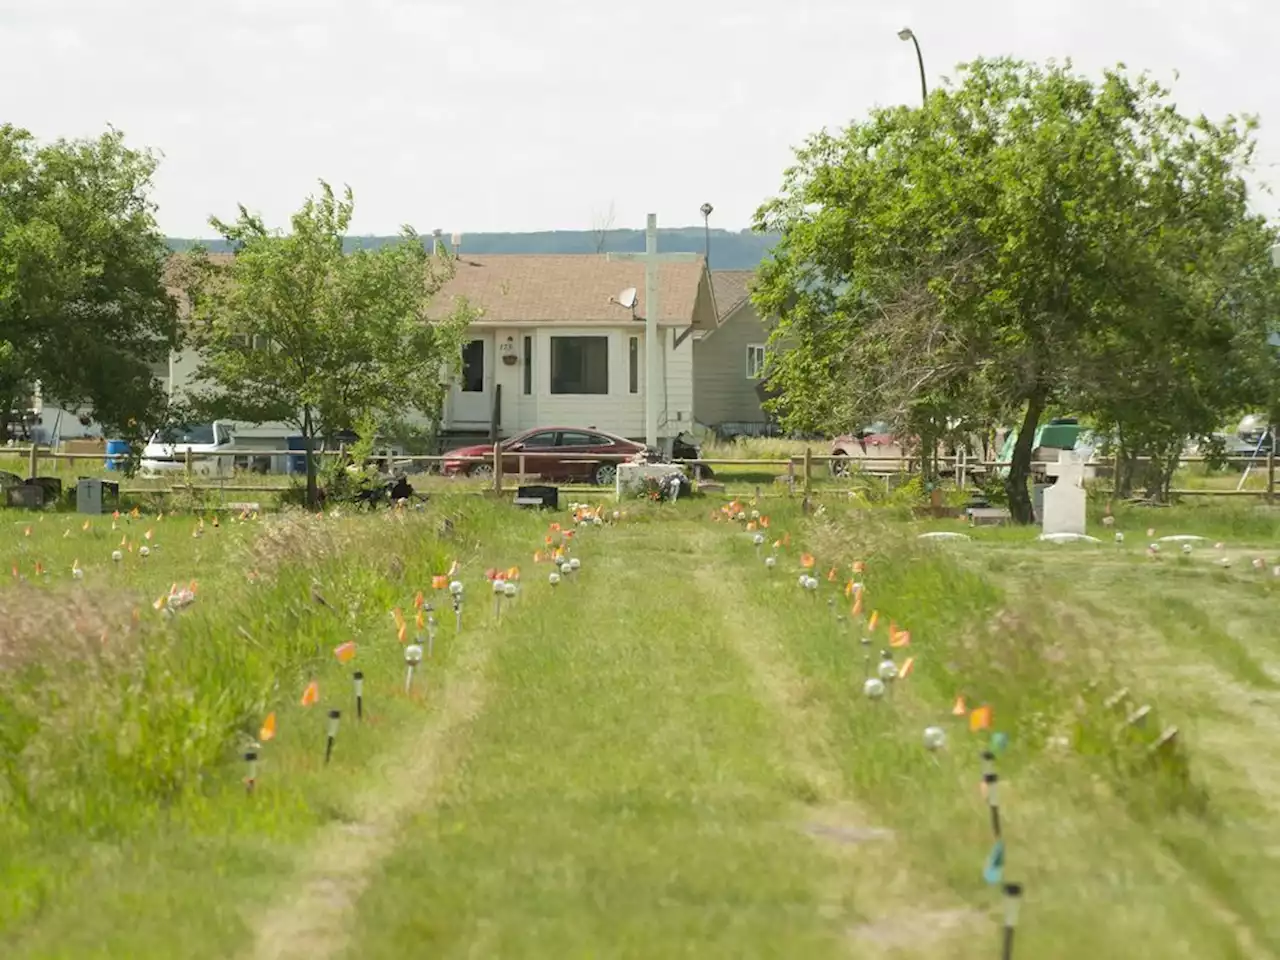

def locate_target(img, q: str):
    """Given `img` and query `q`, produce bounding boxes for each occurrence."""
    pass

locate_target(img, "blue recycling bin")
[286,436,307,475]
[105,439,130,471]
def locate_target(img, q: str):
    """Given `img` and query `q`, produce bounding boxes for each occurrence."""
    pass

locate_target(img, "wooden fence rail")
[1,443,1275,502]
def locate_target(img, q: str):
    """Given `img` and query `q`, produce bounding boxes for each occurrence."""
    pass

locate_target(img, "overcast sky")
[2,0,1278,237]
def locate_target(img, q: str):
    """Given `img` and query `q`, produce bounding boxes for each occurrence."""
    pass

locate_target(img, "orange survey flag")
[889,624,911,648]
[447,559,459,576]
[414,591,424,609]
[851,591,864,616]
[760,516,770,528]
[415,610,425,630]
[852,561,866,573]
[867,611,880,632]
[746,521,757,531]
[782,533,791,547]
[260,712,277,742]
[952,695,967,716]
[397,621,408,644]
[432,575,448,590]
[534,550,545,563]
[826,567,838,582]
[333,641,357,664]
[898,657,915,679]
[969,705,994,732]
[392,607,406,629]
[800,553,815,569]
[300,682,319,707]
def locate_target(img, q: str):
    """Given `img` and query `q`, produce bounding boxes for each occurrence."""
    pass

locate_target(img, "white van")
[139,421,240,478]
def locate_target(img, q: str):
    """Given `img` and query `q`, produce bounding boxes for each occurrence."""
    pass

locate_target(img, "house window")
[235,333,272,351]
[460,339,485,393]
[522,336,533,395]
[746,343,766,379]
[550,336,608,395]
[628,337,639,394]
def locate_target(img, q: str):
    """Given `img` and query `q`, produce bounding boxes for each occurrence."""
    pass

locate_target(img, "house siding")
[693,301,772,427]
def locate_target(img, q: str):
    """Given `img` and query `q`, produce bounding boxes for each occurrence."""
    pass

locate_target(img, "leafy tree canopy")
[177,181,471,504]
[0,124,179,438]
[753,58,1280,519]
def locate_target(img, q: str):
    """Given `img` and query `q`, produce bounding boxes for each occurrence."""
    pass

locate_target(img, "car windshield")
[155,424,216,445]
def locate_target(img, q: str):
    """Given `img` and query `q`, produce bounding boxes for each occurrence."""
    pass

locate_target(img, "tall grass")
[0,498,538,929]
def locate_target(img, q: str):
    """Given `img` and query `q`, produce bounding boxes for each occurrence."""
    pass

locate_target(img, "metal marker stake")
[244,750,258,794]
[1001,883,1023,960]
[984,772,1002,839]
[353,670,364,720]
[404,643,423,694]
[427,612,437,658]
[325,709,341,764]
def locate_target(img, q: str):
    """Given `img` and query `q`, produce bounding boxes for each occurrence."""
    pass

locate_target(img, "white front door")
[449,336,492,425]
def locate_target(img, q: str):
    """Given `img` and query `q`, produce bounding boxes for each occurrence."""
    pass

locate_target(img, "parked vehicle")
[829,422,982,477]
[139,421,240,478]
[441,427,647,486]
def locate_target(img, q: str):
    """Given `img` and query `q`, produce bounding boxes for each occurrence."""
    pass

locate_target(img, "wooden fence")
[2,444,1276,502]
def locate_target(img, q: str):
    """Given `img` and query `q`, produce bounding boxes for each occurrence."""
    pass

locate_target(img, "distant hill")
[165,227,778,271]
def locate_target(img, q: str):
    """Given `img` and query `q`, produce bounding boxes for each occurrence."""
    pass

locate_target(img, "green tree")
[179,182,470,506]
[753,58,1280,521]
[0,125,179,440]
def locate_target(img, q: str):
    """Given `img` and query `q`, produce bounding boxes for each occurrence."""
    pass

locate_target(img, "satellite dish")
[617,287,638,310]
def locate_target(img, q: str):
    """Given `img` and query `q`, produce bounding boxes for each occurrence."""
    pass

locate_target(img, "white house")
[427,253,720,442]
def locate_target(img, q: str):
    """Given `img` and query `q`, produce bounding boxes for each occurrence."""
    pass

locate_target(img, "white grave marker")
[1041,449,1087,536]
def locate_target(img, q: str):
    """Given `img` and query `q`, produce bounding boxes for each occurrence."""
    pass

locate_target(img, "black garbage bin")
[514,485,558,510]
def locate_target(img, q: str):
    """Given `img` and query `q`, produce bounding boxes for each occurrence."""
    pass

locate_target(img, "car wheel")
[593,463,618,486]
[830,453,851,478]
[468,463,494,479]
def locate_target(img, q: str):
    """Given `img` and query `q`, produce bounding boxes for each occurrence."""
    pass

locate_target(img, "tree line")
[752,58,1280,522]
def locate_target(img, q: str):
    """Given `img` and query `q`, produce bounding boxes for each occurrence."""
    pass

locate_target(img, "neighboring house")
[692,270,777,438]
[427,254,719,442]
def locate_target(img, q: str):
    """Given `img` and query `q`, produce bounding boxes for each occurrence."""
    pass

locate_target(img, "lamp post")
[700,202,713,263]
[897,27,928,105]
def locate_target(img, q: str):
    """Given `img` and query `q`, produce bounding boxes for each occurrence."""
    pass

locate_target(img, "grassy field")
[2,495,1280,957]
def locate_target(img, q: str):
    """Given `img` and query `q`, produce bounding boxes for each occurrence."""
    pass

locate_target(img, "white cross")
[1045,448,1085,488]
[609,214,700,447]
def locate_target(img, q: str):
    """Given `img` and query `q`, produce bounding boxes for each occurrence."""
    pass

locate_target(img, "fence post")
[184,447,193,485]
[803,447,813,497]
[519,454,526,483]
[492,441,503,496]
[27,443,39,480]
[786,457,795,497]
[1268,426,1276,505]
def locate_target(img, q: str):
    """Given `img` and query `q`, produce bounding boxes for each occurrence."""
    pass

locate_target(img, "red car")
[441,426,646,486]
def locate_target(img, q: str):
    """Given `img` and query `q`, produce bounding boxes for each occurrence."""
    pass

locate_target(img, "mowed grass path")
[339,520,945,960]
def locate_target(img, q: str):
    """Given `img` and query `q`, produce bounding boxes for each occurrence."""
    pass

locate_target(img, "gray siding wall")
[693,303,771,426]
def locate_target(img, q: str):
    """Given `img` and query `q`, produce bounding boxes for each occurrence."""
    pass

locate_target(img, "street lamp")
[699,202,714,263]
[898,27,928,105]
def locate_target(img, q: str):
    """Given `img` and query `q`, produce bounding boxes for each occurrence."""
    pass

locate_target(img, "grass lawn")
[2,495,1280,957]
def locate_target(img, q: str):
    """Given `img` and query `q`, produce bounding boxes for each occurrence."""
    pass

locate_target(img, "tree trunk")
[303,406,318,508]
[1004,390,1047,525]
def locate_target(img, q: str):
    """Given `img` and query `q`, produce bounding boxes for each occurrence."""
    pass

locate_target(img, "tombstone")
[1041,449,1087,536]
